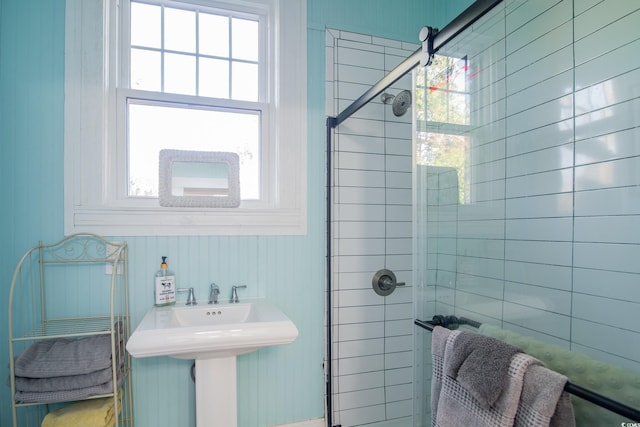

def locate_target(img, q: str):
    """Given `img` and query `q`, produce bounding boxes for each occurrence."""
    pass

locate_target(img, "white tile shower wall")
[426,0,640,374]
[327,29,418,426]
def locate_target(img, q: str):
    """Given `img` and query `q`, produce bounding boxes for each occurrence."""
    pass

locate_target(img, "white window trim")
[64,0,307,236]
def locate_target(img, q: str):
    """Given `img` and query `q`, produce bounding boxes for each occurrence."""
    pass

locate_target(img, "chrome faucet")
[230,285,247,303]
[177,287,197,305]
[208,283,220,304]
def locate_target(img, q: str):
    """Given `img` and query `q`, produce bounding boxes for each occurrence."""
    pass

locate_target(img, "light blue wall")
[0,0,469,426]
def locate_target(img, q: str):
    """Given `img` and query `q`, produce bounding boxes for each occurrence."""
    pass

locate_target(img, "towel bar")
[415,316,640,422]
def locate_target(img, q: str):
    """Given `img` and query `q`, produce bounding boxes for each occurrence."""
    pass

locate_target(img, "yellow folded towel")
[41,393,120,427]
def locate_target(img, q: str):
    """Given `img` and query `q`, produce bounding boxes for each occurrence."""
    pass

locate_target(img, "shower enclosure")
[327,0,640,426]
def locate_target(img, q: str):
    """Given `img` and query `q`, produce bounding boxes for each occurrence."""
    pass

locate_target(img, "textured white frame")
[159,150,240,208]
[63,0,307,236]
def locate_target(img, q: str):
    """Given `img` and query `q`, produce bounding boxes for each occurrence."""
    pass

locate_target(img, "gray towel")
[436,332,539,427]
[13,365,116,392]
[445,330,522,408]
[14,375,123,404]
[515,364,575,427]
[14,335,114,378]
[431,326,459,425]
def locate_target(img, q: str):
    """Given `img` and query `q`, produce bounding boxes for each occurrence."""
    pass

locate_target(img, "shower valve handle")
[372,269,405,296]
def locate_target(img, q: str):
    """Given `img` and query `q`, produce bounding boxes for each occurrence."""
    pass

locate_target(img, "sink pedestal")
[126,299,299,427]
[195,357,237,427]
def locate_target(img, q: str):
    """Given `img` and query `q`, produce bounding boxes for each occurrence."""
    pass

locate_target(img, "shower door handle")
[372,269,405,296]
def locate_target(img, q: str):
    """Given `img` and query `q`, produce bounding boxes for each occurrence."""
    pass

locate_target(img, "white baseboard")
[271,419,325,427]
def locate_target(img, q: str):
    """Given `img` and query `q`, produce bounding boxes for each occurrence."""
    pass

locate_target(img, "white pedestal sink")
[126,298,299,427]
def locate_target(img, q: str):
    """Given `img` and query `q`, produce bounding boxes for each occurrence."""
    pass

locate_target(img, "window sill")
[67,206,307,236]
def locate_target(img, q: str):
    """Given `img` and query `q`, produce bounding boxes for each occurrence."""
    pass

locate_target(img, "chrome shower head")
[392,90,411,117]
[380,90,412,117]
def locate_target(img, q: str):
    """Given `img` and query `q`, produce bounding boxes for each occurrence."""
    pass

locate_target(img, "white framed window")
[64,0,307,236]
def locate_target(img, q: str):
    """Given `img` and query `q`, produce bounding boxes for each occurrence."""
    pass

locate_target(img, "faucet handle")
[209,283,220,304]
[178,287,197,305]
[230,285,247,303]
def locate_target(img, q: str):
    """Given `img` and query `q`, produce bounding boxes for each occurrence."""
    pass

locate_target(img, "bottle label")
[155,275,176,305]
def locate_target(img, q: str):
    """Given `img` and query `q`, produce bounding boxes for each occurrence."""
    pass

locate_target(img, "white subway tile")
[505,240,573,266]
[573,268,640,304]
[385,303,413,321]
[385,367,413,386]
[506,118,574,157]
[337,387,385,411]
[385,351,413,369]
[337,116,385,138]
[337,238,386,256]
[572,318,640,363]
[337,404,385,426]
[576,156,640,191]
[574,242,640,274]
[336,169,385,188]
[456,274,505,299]
[505,0,564,35]
[505,261,572,291]
[502,302,571,339]
[506,46,573,94]
[338,322,385,341]
[575,37,640,88]
[336,133,385,154]
[576,127,640,165]
[337,46,384,70]
[574,4,640,63]
[505,217,573,241]
[338,338,385,359]
[338,371,385,393]
[336,305,385,324]
[575,187,640,216]
[385,319,412,337]
[386,384,413,403]
[506,0,571,55]
[575,216,640,244]
[507,95,573,137]
[506,193,573,218]
[506,143,574,178]
[336,289,384,307]
[504,281,571,315]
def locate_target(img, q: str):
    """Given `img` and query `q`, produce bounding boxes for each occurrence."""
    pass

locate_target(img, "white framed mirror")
[159,150,241,208]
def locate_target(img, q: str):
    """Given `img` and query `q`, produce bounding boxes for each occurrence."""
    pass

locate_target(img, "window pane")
[232,62,258,101]
[200,58,229,98]
[131,48,161,91]
[128,102,260,199]
[231,18,258,61]
[200,13,229,57]
[131,2,161,48]
[164,53,196,95]
[164,7,195,53]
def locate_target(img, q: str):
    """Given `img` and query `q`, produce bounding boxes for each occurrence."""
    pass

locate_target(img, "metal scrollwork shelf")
[8,233,133,426]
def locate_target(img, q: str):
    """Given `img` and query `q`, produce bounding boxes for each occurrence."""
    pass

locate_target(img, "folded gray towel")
[14,374,123,404]
[445,330,522,408]
[14,366,115,392]
[14,335,114,378]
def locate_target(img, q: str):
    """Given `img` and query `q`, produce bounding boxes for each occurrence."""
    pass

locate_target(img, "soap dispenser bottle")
[154,256,176,306]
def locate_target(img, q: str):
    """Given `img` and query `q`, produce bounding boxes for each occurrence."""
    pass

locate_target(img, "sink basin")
[126,298,299,360]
